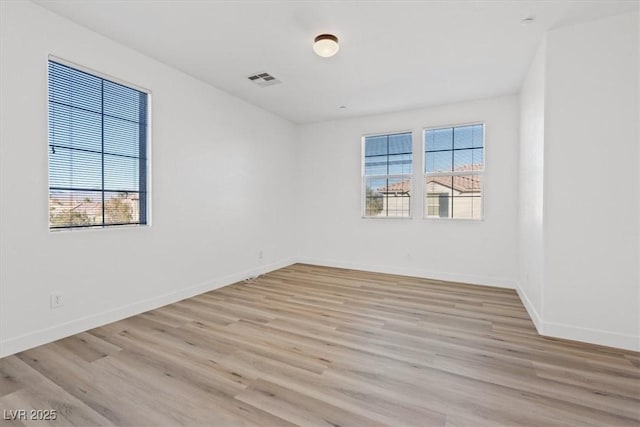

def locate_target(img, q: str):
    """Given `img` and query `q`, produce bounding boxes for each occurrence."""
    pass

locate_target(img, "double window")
[48,60,149,229]
[362,132,413,218]
[361,123,484,220]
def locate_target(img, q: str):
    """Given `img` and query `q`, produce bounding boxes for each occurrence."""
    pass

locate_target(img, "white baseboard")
[542,321,639,352]
[0,258,295,358]
[515,281,638,352]
[515,282,544,333]
[295,257,516,289]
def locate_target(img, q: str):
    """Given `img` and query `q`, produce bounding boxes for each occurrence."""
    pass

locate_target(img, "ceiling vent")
[247,72,281,87]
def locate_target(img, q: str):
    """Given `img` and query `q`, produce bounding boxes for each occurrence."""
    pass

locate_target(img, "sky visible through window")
[363,125,483,177]
[424,124,483,173]
[364,132,412,176]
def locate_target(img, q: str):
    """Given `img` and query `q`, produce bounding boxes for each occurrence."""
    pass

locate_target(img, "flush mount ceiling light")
[313,34,339,58]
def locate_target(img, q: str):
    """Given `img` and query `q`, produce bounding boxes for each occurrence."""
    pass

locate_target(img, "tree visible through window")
[363,132,412,217]
[48,60,149,229]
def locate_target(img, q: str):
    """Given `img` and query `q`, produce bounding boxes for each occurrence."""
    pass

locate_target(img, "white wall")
[544,11,639,350]
[0,1,297,357]
[295,96,519,288]
[518,11,640,351]
[517,38,547,330]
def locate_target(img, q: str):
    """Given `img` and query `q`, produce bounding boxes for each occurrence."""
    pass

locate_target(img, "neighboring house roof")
[377,164,482,194]
[379,180,411,194]
[429,175,481,193]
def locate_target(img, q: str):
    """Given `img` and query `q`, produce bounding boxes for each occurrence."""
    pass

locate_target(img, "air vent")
[247,72,281,87]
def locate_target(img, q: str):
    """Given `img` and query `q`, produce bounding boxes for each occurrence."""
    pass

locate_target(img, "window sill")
[423,217,484,222]
[361,216,413,220]
[48,223,150,233]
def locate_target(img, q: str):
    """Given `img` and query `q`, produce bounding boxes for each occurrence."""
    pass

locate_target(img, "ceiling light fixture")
[313,34,339,58]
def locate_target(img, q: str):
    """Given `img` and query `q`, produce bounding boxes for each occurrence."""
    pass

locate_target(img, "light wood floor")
[1,264,639,426]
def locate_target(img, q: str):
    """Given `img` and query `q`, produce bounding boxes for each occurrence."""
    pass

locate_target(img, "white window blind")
[363,132,412,218]
[48,60,149,229]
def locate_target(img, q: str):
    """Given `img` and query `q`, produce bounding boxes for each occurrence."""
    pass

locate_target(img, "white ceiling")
[33,0,638,124]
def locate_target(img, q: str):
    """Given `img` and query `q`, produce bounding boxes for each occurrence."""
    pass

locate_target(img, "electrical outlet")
[50,293,63,309]
[259,249,264,259]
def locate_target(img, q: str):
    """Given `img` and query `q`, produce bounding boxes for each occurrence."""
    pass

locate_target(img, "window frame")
[361,130,414,219]
[422,121,485,221]
[47,55,152,232]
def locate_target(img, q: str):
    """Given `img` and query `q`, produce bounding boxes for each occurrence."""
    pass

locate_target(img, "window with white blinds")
[48,60,149,229]
[362,132,413,218]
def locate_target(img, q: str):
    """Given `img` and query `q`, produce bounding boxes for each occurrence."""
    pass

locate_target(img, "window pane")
[453,148,472,169]
[472,124,484,148]
[365,132,412,176]
[364,177,386,217]
[388,153,412,175]
[452,196,482,219]
[364,176,411,217]
[104,81,145,123]
[104,191,140,225]
[425,150,453,173]
[426,175,453,197]
[48,62,101,113]
[453,148,483,171]
[382,176,411,217]
[386,193,411,217]
[104,154,139,192]
[49,102,102,152]
[452,174,482,219]
[49,146,102,190]
[425,127,452,151]
[454,174,482,193]
[426,174,482,219]
[49,190,102,228]
[364,135,388,156]
[388,133,412,154]
[453,125,474,149]
[364,155,388,176]
[472,147,484,166]
[453,150,473,171]
[104,116,142,158]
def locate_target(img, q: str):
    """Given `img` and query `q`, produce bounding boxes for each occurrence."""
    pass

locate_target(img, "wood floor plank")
[1,263,638,426]
[0,375,116,427]
[235,379,388,427]
[0,357,45,398]
[54,332,121,364]
[219,349,447,427]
